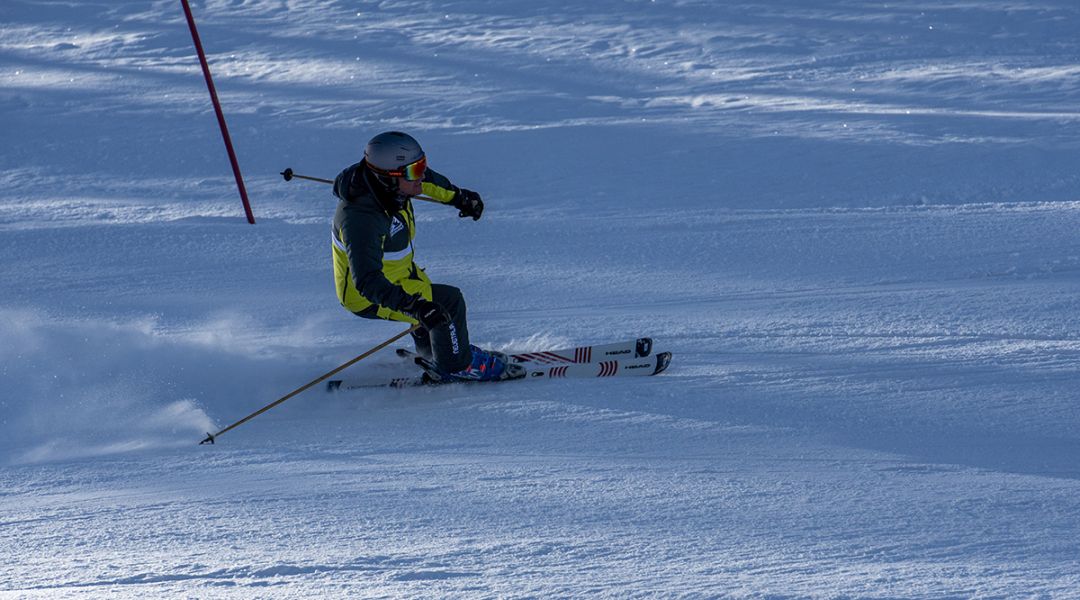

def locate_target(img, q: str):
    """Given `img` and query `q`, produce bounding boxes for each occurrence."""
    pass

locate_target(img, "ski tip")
[636,338,653,358]
[199,432,215,445]
[653,352,672,375]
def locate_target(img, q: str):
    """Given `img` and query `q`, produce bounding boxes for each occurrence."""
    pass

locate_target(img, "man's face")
[396,177,423,197]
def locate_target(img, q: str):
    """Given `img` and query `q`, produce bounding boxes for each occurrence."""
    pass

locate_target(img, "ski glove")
[402,296,449,330]
[454,189,484,221]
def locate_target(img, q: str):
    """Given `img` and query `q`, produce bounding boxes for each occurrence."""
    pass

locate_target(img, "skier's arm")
[420,167,461,203]
[422,168,483,220]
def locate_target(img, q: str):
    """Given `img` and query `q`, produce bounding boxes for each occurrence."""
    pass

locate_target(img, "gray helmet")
[364,131,425,179]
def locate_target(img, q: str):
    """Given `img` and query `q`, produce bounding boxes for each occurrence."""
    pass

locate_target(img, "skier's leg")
[349,282,435,360]
[423,284,521,382]
[410,326,433,360]
[428,283,472,372]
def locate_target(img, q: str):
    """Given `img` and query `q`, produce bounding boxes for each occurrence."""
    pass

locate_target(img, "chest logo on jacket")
[390,215,405,238]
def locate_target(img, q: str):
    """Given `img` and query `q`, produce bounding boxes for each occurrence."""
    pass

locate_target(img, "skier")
[331,131,519,382]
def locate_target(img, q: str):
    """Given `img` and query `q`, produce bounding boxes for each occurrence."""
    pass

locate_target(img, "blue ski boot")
[449,345,508,381]
[413,345,527,384]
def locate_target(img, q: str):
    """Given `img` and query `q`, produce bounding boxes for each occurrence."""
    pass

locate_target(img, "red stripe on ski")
[548,366,569,378]
[542,351,574,363]
[513,351,577,364]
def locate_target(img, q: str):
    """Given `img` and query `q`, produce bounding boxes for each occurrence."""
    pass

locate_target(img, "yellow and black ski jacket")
[330,160,463,322]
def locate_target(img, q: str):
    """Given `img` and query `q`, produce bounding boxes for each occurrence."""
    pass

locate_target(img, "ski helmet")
[364,131,427,181]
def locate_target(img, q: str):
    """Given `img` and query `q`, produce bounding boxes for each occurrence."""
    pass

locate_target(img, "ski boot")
[423,345,526,384]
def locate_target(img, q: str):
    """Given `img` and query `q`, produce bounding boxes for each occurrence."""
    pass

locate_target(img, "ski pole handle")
[281,168,332,185]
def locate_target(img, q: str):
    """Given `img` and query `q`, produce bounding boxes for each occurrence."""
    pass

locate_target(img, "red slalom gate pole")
[180,0,256,224]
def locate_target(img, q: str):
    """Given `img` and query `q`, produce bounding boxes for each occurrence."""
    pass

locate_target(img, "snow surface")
[3,0,1080,596]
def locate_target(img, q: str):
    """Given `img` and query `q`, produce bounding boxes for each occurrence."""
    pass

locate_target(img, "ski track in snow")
[3,0,1080,597]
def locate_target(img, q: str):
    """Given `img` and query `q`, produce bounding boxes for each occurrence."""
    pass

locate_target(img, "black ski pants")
[410,284,471,372]
[354,283,472,373]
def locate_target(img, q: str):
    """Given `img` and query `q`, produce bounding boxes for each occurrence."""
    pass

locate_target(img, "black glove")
[402,296,449,330]
[454,189,484,221]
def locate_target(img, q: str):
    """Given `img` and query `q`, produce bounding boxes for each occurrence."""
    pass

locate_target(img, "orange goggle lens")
[388,155,427,181]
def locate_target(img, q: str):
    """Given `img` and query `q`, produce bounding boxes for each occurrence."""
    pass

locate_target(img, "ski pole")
[199,324,420,445]
[280,168,332,185]
[281,168,440,204]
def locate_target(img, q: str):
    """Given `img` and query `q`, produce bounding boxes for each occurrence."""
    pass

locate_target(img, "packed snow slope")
[3,0,1080,596]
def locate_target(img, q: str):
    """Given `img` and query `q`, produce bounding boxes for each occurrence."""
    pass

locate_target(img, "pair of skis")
[326,337,672,391]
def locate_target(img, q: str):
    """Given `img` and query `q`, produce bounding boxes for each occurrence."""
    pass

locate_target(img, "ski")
[524,351,671,380]
[507,337,653,365]
[384,337,653,367]
[326,351,672,391]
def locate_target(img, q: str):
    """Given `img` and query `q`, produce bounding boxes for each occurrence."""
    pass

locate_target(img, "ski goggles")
[374,155,427,181]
